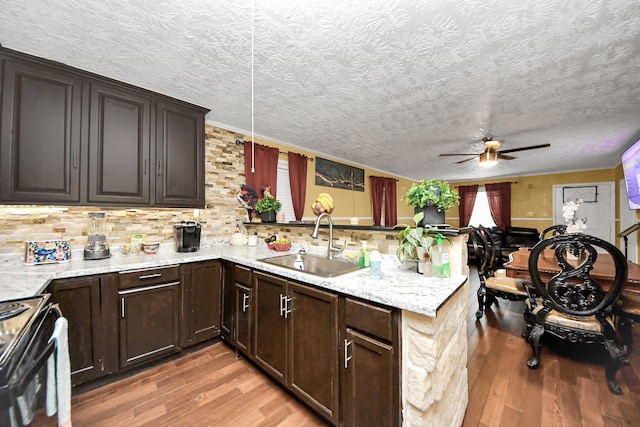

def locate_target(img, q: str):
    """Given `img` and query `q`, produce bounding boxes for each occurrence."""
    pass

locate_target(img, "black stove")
[0,295,49,381]
[0,302,29,321]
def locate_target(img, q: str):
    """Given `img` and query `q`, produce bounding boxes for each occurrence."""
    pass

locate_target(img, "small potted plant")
[404,179,460,226]
[395,212,435,273]
[255,196,282,223]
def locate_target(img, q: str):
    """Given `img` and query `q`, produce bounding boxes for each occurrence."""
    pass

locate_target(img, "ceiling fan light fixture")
[478,151,498,167]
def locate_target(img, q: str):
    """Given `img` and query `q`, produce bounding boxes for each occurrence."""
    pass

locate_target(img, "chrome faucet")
[311,213,345,259]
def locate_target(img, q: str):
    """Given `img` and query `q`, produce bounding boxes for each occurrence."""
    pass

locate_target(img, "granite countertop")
[0,242,467,317]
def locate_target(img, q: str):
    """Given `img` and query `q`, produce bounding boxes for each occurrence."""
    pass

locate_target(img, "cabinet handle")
[157,160,162,176]
[242,293,249,312]
[121,298,125,318]
[279,294,286,317]
[344,339,352,369]
[118,281,179,295]
[284,296,292,319]
[72,148,78,169]
[138,273,162,280]
[144,159,148,175]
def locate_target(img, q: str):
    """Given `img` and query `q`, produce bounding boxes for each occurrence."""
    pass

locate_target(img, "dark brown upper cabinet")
[0,47,208,207]
[88,82,151,204]
[155,101,205,207]
[0,57,83,203]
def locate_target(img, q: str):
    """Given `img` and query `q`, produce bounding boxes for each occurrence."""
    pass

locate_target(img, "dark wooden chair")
[474,225,529,320]
[538,224,567,241]
[523,233,630,394]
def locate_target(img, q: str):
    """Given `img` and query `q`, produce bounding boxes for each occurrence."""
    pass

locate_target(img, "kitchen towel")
[46,316,72,427]
[9,374,42,426]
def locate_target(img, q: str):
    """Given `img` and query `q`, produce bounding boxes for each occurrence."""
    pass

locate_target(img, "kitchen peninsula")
[0,237,469,426]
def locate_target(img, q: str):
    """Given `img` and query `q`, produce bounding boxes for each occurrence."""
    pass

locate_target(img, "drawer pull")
[138,273,162,280]
[119,281,179,295]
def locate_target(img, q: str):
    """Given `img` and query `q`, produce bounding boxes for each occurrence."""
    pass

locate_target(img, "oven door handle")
[10,303,62,396]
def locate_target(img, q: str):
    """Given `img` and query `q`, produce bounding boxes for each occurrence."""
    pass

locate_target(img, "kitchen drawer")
[234,265,252,287]
[119,265,180,289]
[345,298,394,342]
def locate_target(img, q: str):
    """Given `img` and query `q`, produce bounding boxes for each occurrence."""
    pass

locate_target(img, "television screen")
[621,138,640,209]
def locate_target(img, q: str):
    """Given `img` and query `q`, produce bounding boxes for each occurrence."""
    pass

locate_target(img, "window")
[468,188,496,228]
[276,159,296,223]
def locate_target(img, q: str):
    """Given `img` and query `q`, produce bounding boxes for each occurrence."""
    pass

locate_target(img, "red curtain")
[383,177,397,227]
[458,184,479,227]
[370,176,397,226]
[288,152,308,221]
[370,177,385,226]
[244,142,279,197]
[485,182,512,230]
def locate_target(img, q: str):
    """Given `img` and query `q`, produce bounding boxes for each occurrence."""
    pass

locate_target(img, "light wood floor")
[32,268,640,426]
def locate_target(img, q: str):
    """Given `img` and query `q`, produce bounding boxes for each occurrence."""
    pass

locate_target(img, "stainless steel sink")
[257,253,361,277]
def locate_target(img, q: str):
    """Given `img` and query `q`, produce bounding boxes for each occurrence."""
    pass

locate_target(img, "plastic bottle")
[433,234,451,278]
[359,241,370,268]
[432,242,442,278]
[293,253,305,270]
[369,250,382,279]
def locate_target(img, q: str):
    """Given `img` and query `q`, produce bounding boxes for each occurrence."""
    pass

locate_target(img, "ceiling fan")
[438,137,551,167]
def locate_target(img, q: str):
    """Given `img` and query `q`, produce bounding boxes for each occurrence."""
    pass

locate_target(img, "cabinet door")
[342,328,396,427]
[154,101,205,207]
[253,272,287,384]
[119,281,180,368]
[185,261,222,346]
[0,57,82,203]
[48,275,115,385]
[88,82,151,204]
[234,283,252,356]
[220,262,235,342]
[288,282,339,425]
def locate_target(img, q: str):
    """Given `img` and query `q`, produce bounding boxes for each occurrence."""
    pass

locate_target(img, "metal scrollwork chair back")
[474,225,529,320]
[523,233,629,394]
[538,224,567,242]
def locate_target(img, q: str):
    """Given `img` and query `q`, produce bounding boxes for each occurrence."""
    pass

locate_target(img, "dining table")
[503,247,640,297]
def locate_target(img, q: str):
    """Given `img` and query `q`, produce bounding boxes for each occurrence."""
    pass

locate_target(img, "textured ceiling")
[1,0,639,182]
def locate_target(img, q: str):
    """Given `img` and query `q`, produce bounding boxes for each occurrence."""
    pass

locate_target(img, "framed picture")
[315,157,365,191]
[562,185,598,203]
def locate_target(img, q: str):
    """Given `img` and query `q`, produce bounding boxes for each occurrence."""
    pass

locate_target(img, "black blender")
[83,212,111,260]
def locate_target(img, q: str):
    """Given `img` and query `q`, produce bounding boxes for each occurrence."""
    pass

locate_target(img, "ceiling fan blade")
[498,143,550,155]
[498,153,516,160]
[455,157,477,164]
[439,153,482,157]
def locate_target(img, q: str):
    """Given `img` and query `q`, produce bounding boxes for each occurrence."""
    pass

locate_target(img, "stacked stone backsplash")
[0,125,251,255]
[246,223,399,255]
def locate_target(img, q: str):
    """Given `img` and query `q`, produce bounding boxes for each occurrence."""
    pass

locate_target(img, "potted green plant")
[394,212,436,272]
[404,179,460,226]
[255,196,282,223]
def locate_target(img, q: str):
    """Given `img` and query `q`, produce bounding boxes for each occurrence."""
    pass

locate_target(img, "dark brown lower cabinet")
[253,272,287,383]
[118,266,181,369]
[47,274,119,386]
[182,261,222,347]
[342,329,395,427]
[288,282,339,425]
[253,272,339,425]
[220,263,253,356]
[341,297,400,427]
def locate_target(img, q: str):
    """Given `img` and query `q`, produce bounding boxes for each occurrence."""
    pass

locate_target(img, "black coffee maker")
[173,221,202,252]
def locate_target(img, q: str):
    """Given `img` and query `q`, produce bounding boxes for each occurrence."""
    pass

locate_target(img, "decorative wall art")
[315,157,365,191]
[562,185,598,203]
